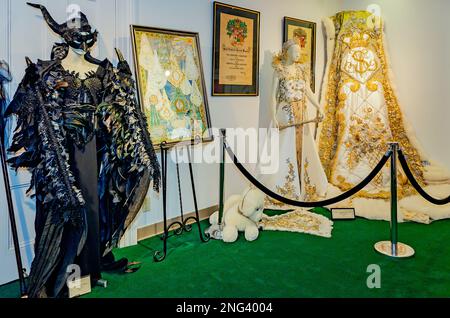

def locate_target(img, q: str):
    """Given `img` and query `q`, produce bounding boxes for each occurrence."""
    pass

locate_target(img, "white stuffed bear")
[209,186,265,243]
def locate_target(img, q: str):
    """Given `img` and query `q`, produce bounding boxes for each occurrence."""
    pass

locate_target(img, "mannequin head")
[287,43,301,64]
[282,39,302,64]
[273,39,304,67]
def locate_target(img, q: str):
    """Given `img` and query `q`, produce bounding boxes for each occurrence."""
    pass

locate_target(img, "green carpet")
[1,208,450,298]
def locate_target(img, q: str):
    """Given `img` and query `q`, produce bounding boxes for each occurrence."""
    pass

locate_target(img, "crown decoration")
[344,31,371,49]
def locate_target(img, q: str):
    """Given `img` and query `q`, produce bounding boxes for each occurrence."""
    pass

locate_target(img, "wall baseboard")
[137,205,218,242]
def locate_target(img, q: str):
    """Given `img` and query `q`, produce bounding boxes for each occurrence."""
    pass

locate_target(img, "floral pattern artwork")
[132,27,212,147]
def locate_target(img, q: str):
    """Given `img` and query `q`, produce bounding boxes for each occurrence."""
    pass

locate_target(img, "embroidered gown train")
[318,10,450,222]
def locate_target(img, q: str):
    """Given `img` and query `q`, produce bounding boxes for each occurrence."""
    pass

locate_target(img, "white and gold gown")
[258,61,332,238]
[318,11,450,223]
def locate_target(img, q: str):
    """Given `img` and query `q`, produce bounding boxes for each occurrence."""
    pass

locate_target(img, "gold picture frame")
[283,16,317,92]
[131,25,213,149]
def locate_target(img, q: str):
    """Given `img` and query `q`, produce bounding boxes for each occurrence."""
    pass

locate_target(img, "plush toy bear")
[209,186,265,243]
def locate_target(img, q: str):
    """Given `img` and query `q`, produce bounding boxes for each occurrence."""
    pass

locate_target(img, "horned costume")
[5,3,160,297]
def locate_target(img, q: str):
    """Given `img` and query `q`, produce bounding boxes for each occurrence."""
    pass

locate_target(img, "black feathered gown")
[5,44,160,298]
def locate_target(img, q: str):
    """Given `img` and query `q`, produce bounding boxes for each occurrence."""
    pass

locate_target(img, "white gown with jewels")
[260,62,328,210]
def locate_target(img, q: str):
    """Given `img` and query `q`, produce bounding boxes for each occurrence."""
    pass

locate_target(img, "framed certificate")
[283,16,317,92]
[131,25,213,148]
[212,2,260,96]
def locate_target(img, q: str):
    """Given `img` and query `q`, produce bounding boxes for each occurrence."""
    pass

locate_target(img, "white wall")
[341,0,450,167]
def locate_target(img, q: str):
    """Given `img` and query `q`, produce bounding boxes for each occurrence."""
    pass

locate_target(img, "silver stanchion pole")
[374,142,415,258]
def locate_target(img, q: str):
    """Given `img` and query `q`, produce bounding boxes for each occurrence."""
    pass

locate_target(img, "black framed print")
[212,2,260,96]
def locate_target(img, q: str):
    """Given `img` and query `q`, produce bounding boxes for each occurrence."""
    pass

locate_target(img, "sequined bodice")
[275,64,308,125]
[275,63,308,104]
[278,78,306,103]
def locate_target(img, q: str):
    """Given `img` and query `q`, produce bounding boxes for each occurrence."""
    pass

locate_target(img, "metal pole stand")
[204,129,226,240]
[218,129,226,228]
[154,142,210,262]
[374,142,415,258]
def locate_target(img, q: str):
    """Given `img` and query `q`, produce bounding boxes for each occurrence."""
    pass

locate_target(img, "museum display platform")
[2,208,449,298]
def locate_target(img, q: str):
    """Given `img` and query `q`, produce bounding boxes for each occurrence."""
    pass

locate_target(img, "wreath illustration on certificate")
[213,2,260,96]
[131,26,212,148]
[226,18,248,46]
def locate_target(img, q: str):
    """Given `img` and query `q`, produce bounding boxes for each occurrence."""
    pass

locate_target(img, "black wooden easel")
[153,142,210,262]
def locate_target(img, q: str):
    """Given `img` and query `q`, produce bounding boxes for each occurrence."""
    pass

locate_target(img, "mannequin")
[271,43,321,131]
[71,46,103,287]
[6,3,160,298]
[261,40,327,210]
[55,33,104,290]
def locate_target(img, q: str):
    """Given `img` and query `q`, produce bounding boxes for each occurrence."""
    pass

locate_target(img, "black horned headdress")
[27,2,98,51]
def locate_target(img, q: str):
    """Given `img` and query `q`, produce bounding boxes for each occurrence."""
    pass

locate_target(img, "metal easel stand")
[154,142,210,262]
[374,142,415,258]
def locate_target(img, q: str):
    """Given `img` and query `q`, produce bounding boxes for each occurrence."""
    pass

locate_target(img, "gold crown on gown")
[344,31,370,49]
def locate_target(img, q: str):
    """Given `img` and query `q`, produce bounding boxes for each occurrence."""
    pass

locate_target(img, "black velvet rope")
[224,141,392,208]
[398,149,450,205]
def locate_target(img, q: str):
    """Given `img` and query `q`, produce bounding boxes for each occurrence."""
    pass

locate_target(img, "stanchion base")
[374,241,415,258]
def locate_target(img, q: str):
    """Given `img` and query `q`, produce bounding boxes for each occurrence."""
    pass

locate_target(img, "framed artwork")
[283,16,317,92]
[131,25,213,148]
[212,2,260,96]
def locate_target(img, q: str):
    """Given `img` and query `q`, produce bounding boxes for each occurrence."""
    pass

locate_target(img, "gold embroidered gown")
[318,11,450,223]
[262,62,328,209]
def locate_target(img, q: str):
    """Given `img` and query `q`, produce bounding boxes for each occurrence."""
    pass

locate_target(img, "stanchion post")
[219,129,226,225]
[374,142,415,258]
[390,142,399,255]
